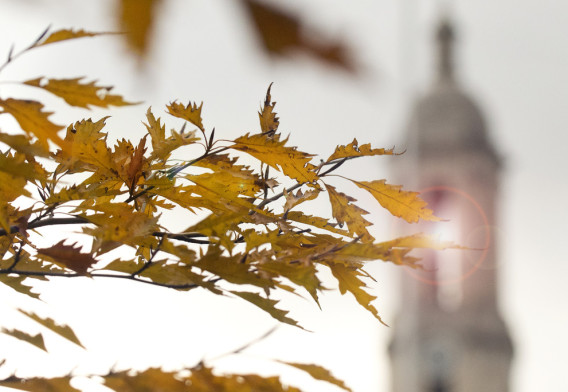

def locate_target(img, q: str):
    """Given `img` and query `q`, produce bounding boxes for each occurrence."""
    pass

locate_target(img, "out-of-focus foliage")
[115,0,356,70]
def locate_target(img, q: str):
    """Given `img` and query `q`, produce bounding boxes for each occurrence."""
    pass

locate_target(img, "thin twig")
[131,236,165,276]
[0,268,200,290]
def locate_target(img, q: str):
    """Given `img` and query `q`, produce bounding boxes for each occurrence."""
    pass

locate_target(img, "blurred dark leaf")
[242,0,356,72]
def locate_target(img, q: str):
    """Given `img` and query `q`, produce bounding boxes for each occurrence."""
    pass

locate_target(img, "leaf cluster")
[0,28,455,392]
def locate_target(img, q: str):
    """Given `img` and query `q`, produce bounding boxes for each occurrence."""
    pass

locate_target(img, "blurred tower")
[388,18,513,392]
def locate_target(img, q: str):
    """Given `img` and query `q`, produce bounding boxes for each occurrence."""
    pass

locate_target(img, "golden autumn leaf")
[283,188,319,211]
[0,98,64,149]
[279,361,353,392]
[0,275,40,300]
[55,118,116,176]
[325,183,373,242]
[232,132,317,183]
[126,135,148,189]
[166,100,205,131]
[377,233,465,251]
[24,77,136,109]
[0,376,80,392]
[37,28,107,47]
[104,368,189,392]
[37,240,97,275]
[258,83,279,134]
[0,152,47,182]
[285,210,350,236]
[352,179,440,223]
[231,290,302,328]
[0,132,51,158]
[80,202,159,250]
[1,328,47,352]
[257,259,320,304]
[327,262,386,326]
[326,138,396,162]
[144,108,199,160]
[117,0,163,57]
[0,173,29,232]
[18,309,84,349]
[104,367,301,392]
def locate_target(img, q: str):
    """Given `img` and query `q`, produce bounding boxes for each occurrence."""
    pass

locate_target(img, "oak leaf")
[280,361,353,392]
[0,132,50,158]
[1,328,47,352]
[283,188,319,211]
[118,0,163,57]
[0,98,64,150]
[166,100,205,131]
[326,183,373,242]
[258,83,279,134]
[24,77,136,109]
[231,290,302,329]
[242,0,355,71]
[144,108,199,160]
[38,28,105,47]
[326,138,395,162]
[0,376,80,392]
[327,262,386,326]
[0,275,40,300]
[18,309,84,348]
[352,179,440,223]
[232,132,317,183]
[37,240,97,275]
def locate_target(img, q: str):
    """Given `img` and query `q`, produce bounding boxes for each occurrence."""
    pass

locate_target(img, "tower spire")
[436,18,455,81]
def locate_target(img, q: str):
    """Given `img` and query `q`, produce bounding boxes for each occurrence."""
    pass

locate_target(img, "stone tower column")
[388,18,513,392]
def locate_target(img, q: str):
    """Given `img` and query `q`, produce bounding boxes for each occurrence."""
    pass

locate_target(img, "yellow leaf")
[1,328,47,352]
[166,100,205,131]
[104,368,188,392]
[0,275,40,300]
[55,118,115,175]
[144,108,199,160]
[18,309,84,348]
[327,262,387,326]
[325,183,373,242]
[0,376,79,392]
[194,246,273,288]
[24,77,137,109]
[258,83,279,134]
[283,188,319,211]
[188,169,263,198]
[280,361,353,392]
[352,179,440,223]
[118,0,163,57]
[231,290,303,329]
[232,132,317,183]
[0,173,29,232]
[125,135,148,189]
[326,138,395,162]
[286,210,350,236]
[0,152,47,182]
[0,98,64,150]
[80,202,159,250]
[257,259,320,304]
[0,132,50,158]
[37,28,106,47]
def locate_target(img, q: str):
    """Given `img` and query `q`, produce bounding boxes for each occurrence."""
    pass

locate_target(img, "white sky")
[0,1,567,391]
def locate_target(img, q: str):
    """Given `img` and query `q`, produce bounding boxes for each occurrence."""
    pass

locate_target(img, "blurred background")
[0,0,567,391]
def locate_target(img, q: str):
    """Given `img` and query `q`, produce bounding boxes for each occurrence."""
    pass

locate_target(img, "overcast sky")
[0,1,567,391]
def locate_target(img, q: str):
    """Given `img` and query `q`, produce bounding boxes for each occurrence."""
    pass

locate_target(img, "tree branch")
[0,268,201,290]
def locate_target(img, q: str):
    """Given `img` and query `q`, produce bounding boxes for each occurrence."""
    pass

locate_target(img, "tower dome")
[406,19,499,163]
